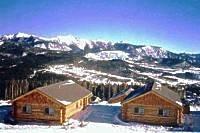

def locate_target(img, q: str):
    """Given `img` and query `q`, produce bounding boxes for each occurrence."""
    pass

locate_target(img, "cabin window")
[158,109,170,117]
[22,104,32,114]
[134,107,144,115]
[44,107,54,115]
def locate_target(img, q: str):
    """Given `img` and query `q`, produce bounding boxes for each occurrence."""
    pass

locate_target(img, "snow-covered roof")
[37,80,92,106]
[123,82,183,107]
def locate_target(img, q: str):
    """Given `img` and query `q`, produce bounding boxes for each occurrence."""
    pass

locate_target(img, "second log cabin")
[121,82,184,126]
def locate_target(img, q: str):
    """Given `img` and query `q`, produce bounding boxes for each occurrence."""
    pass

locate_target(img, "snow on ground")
[44,65,140,85]
[127,61,175,72]
[190,105,200,111]
[163,75,200,85]
[1,101,200,132]
[0,101,11,106]
[0,122,168,133]
[35,43,72,51]
[126,59,200,76]
[136,46,168,59]
[39,53,200,87]
[127,59,200,86]
[129,68,162,77]
[189,106,200,131]
[48,43,72,51]
[0,41,3,46]
[14,32,32,38]
[171,69,200,75]
[34,43,46,49]
[44,60,200,86]
[85,51,130,61]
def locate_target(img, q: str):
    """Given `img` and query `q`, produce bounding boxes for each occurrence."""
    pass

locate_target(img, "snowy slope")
[1,32,34,40]
[34,43,72,51]
[85,51,130,61]
[0,41,3,46]
[46,35,92,50]
[1,34,15,40]
[44,64,137,85]
[43,35,113,50]
[136,46,168,58]
[14,32,33,38]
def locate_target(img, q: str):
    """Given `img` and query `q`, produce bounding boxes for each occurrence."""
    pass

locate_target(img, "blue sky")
[0,0,200,53]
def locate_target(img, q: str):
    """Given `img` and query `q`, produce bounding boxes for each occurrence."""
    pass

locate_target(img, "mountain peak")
[1,32,34,39]
[14,32,33,38]
[1,34,14,39]
[138,45,168,58]
[53,34,77,43]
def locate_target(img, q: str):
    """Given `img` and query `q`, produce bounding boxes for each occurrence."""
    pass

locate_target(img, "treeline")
[1,72,141,101]
[2,72,69,100]
[80,81,140,101]
[4,79,29,100]
[2,71,191,101]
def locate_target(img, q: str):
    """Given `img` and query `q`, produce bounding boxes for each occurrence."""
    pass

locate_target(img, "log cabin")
[12,80,93,124]
[121,82,184,126]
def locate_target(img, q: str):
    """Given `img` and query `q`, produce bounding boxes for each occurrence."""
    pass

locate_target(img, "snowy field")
[0,101,200,132]
[43,58,200,87]
[126,60,200,86]
[44,65,140,85]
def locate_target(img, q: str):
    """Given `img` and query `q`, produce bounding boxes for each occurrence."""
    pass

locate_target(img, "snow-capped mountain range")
[0,32,169,58]
[0,32,113,52]
[0,32,200,64]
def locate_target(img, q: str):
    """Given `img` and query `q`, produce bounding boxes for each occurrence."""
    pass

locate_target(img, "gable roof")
[151,82,182,107]
[123,82,153,102]
[37,80,92,105]
[13,80,92,106]
[122,82,182,107]
[110,88,134,99]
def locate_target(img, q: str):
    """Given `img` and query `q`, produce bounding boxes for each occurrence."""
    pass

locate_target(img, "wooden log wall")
[13,91,93,124]
[13,91,63,124]
[122,92,183,126]
[64,94,92,121]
